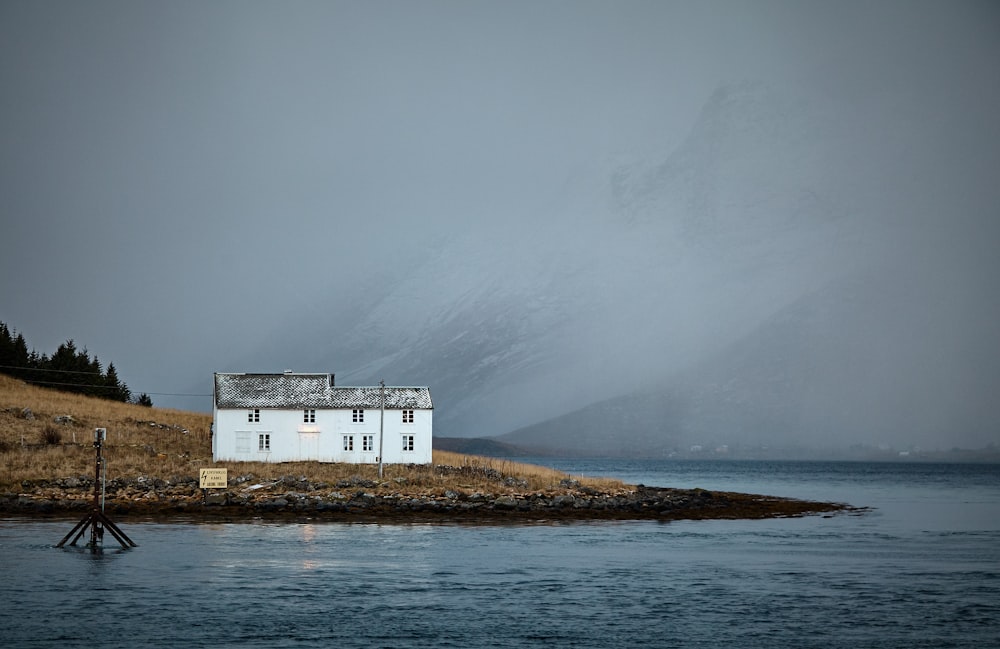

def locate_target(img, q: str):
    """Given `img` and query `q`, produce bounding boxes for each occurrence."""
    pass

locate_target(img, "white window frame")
[402,434,414,452]
[343,435,354,452]
[303,409,316,423]
[248,409,260,423]
[362,434,374,452]
[258,433,270,451]
[352,409,364,423]
[402,409,414,424]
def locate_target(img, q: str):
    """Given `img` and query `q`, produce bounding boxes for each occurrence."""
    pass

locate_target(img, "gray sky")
[2,1,999,446]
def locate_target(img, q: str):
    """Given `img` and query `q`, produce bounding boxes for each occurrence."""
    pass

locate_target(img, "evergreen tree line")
[0,321,152,406]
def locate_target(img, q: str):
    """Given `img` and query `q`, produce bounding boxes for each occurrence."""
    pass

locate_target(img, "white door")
[299,433,319,460]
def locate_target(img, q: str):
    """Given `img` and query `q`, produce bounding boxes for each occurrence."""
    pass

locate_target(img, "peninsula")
[1,375,850,522]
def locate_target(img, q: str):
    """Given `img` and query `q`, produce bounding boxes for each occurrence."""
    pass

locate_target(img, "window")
[402,435,414,452]
[343,435,354,452]
[362,435,374,452]
[352,409,364,423]
[248,409,260,423]
[303,409,315,423]
[258,433,270,451]
[402,409,414,424]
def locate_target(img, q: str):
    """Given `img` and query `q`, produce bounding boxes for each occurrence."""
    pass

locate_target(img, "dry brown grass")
[0,374,626,495]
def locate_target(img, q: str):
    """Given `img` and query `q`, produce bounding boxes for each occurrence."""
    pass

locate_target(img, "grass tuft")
[40,425,62,446]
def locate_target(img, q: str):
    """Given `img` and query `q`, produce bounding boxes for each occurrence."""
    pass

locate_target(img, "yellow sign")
[199,468,228,489]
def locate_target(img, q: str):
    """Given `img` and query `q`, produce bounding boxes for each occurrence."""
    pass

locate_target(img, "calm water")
[2,460,999,648]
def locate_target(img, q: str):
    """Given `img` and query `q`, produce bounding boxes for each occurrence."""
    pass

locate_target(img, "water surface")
[2,460,998,648]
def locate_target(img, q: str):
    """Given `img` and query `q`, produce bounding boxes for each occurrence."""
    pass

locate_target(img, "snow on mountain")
[243,79,999,448]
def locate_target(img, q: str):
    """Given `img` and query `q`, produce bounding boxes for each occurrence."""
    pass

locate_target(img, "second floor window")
[402,409,414,424]
[303,409,315,423]
[343,435,354,451]
[353,409,364,423]
[248,409,260,423]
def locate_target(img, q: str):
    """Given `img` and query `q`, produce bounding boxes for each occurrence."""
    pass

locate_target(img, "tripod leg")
[56,515,90,548]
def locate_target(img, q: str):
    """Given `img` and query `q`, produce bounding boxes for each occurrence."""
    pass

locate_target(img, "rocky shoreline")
[1,473,854,522]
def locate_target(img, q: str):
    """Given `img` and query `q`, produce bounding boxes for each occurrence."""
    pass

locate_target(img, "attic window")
[303,409,315,423]
[352,409,364,423]
[248,409,260,423]
[402,409,414,424]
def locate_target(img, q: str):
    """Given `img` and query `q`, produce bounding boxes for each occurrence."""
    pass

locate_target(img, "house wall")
[212,406,432,464]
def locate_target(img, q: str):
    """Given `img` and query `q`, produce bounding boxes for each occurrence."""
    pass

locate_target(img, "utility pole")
[377,380,385,479]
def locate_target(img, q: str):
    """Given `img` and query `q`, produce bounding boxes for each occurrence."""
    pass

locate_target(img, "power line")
[19,378,122,391]
[0,363,110,376]
[19,378,212,397]
[2,368,213,398]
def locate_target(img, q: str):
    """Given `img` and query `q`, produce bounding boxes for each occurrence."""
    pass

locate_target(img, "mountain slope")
[497,260,1000,455]
[239,79,999,448]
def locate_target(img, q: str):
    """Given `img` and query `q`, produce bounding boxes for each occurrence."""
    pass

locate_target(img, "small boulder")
[551,495,576,508]
[493,495,518,510]
[204,492,228,506]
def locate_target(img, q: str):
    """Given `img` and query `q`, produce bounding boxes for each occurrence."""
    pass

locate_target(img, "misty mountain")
[243,80,999,451]
[497,260,1000,456]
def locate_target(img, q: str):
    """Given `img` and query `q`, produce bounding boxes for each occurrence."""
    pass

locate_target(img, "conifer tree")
[0,321,141,404]
[104,362,131,402]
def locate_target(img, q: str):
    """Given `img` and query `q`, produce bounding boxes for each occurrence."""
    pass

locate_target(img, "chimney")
[328,373,335,387]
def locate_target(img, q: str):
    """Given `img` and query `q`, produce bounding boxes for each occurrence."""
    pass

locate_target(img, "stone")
[493,496,518,510]
[21,408,34,420]
[204,493,228,505]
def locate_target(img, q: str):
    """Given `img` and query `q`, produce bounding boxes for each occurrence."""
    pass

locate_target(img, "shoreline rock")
[0,484,856,523]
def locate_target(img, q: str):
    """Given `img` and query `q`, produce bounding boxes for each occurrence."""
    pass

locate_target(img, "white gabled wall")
[212,406,432,464]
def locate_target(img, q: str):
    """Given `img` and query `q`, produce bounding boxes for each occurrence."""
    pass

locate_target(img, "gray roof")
[214,373,433,410]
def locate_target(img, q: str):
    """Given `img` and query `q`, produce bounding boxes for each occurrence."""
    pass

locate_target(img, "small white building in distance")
[212,372,433,464]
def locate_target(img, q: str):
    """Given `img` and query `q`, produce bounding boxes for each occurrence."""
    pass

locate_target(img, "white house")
[212,372,433,464]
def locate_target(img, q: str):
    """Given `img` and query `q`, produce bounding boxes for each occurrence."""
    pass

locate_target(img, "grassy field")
[0,374,625,495]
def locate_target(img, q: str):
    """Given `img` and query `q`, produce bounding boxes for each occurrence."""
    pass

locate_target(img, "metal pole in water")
[101,441,107,512]
[56,427,136,551]
[92,429,103,549]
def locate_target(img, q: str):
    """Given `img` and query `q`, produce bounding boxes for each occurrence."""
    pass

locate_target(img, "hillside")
[0,372,617,494]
